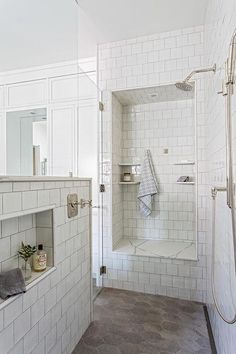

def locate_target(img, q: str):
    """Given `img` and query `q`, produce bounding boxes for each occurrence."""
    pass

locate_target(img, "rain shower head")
[175,64,216,91]
[175,81,193,91]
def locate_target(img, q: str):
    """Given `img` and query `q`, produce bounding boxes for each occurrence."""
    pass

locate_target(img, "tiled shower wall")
[0,179,91,354]
[121,99,195,241]
[99,26,208,302]
[205,0,236,353]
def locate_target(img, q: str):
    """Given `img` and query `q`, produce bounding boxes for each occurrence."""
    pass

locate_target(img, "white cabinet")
[50,75,78,103]
[6,80,46,108]
[0,86,4,109]
[0,63,97,177]
[49,105,77,176]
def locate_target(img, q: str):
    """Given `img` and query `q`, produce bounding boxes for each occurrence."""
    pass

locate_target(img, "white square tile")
[0,324,14,353]
[0,237,11,262]
[3,193,21,214]
[22,191,37,210]
[4,297,22,327]
[23,324,38,354]
[2,217,18,237]
[31,298,45,327]
[14,309,30,343]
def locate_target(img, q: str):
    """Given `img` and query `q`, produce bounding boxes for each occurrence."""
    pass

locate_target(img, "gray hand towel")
[138,150,159,217]
[0,268,26,300]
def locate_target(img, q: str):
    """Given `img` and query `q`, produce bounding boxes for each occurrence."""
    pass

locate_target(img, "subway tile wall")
[99,26,208,302]
[205,0,236,353]
[0,179,91,354]
[121,99,195,241]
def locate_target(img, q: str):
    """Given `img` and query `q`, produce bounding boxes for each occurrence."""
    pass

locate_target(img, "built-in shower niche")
[0,206,54,303]
[111,83,197,261]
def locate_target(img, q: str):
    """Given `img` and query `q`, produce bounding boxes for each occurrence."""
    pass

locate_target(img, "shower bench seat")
[113,238,197,261]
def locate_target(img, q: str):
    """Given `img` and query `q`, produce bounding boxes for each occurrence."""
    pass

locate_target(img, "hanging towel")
[0,268,26,300]
[137,150,159,217]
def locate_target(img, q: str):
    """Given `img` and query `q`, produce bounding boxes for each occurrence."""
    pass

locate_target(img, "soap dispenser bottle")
[33,244,47,272]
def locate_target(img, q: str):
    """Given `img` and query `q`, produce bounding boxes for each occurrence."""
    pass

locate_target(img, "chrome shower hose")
[211,192,236,324]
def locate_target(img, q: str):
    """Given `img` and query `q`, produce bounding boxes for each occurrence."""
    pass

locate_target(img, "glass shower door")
[77,68,104,298]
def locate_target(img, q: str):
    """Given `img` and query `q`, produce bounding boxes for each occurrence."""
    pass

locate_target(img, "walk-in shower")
[175,64,216,91]
[211,28,236,324]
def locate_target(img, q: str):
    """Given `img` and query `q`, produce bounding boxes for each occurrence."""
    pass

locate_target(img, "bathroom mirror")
[6,108,47,176]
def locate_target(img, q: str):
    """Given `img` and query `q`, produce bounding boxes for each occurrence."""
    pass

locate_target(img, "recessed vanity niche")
[0,205,54,306]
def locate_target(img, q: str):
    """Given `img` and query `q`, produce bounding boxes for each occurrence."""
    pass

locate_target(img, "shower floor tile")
[113,238,197,260]
[73,288,212,354]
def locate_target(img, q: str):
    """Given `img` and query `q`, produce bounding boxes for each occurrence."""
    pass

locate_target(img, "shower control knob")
[217,80,228,96]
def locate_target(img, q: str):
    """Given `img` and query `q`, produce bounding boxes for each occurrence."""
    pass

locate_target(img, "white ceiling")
[0,0,79,72]
[0,0,208,73]
[78,0,208,43]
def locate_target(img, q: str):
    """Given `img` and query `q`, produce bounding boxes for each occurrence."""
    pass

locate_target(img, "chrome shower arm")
[183,64,216,83]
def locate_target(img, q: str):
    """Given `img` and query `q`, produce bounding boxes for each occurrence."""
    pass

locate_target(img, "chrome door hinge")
[100,184,105,192]
[100,265,106,275]
[99,101,104,112]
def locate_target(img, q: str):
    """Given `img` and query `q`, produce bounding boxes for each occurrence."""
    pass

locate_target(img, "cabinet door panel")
[7,80,46,108]
[50,106,76,176]
[0,86,4,110]
[50,75,78,103]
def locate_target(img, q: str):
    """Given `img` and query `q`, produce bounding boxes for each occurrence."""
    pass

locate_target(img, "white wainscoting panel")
[6,80,46,108]
[50,75,78,103]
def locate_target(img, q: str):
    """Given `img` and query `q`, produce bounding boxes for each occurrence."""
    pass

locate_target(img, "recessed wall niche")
[111,83,197,261]
[0,207,54,288]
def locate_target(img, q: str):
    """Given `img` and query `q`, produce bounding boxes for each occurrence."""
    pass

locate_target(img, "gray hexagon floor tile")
[73,288,212,354]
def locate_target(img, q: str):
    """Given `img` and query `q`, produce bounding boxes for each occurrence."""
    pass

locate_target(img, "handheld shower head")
[227,29,236,83]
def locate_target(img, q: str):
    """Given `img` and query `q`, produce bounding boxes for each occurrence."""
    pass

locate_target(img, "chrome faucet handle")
[79,199,92,208]
[69,198,92,208]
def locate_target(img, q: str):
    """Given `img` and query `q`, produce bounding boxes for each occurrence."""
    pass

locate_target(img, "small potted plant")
[18,242,36,281]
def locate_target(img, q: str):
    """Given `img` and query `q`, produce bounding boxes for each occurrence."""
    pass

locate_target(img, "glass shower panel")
[78,68,103,297]
[230,76,236,308]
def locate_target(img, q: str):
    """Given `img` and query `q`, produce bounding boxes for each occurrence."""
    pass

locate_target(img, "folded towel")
[0,268,26,300]
[137,150,159,217]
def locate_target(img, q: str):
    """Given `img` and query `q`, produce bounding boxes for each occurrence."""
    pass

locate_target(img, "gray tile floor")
[73,288,212,354]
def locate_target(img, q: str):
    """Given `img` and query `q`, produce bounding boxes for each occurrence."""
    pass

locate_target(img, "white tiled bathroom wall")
[121,99,195,241]
[205,0,236,353]
[0,179,91,354]
[99,26,208,302]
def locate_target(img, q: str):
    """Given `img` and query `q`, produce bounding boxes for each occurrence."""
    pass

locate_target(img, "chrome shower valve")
[67,194,92,218]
